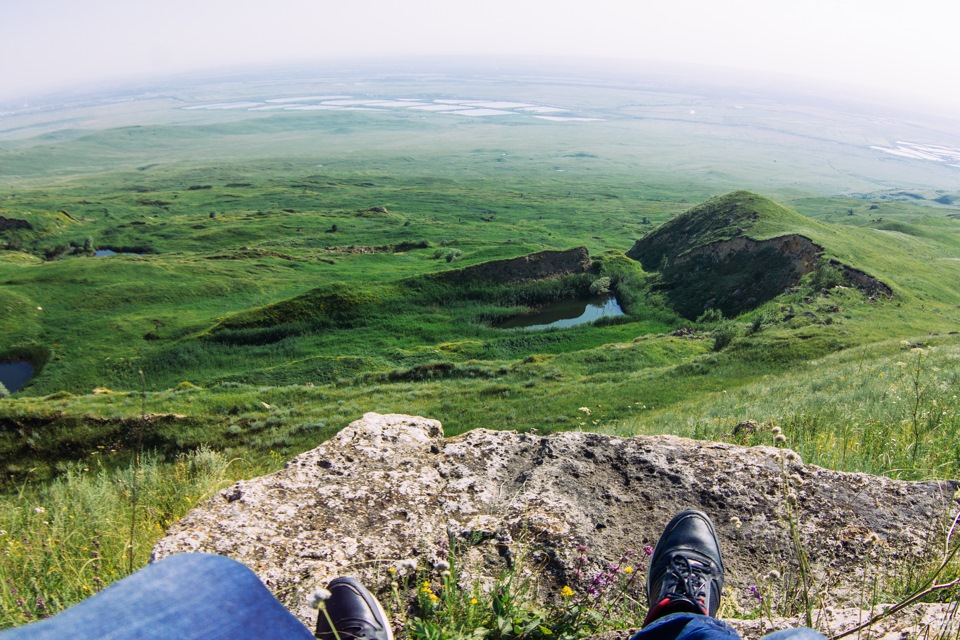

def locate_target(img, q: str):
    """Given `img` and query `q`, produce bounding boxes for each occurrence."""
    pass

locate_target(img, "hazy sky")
[2,0,957,112]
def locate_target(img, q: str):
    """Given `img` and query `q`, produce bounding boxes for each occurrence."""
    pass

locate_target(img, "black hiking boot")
[315,577,393,640]
[643,509,725,626]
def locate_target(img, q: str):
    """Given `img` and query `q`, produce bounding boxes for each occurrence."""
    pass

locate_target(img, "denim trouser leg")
[0,553,316,640]
[629,612,826,640]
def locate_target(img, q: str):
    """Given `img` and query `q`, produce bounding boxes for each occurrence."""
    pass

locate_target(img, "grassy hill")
[3,78,960,628]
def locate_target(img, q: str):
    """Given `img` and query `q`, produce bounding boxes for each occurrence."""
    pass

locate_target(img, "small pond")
[498,294,625,330]
[0,361,34,393]
[95,249,143,256]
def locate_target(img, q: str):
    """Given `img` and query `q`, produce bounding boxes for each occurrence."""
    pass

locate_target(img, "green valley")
[2,68,960,627]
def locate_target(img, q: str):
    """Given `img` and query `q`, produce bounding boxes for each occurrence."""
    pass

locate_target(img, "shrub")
[0,381,8,398]
[712,322,739,351]
[589,276,612,295]
[810,258,844,290]
[445,249,463,263]
[696,309,724,324]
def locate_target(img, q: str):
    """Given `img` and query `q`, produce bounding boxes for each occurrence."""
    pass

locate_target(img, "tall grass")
[0,449,254,628]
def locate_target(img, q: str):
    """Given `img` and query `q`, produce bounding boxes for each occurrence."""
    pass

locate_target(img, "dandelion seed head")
[774,434,787,444]
[771,427,782,436]
[764,570,781,581]
[433,559,450,572]
[308,588,332,609]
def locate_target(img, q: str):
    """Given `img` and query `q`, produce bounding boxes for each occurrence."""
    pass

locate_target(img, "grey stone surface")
[153,413,959,636]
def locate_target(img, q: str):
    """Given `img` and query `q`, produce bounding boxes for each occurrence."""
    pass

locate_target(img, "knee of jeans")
[154,553,255,582]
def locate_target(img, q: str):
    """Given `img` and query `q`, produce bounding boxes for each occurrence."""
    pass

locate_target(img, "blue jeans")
[632,611,826,640]
[3,554,827,640]
[0,554,315,640]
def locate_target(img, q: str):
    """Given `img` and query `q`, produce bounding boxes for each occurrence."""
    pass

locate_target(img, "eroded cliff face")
[154,413,958,637]
[652,234,823,319]
[435,247,592,285]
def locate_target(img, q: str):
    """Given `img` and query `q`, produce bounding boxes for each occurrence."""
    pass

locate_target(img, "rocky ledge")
[153,413,959,638]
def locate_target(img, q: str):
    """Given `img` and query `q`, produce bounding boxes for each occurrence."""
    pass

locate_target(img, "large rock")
[153,413,959,636]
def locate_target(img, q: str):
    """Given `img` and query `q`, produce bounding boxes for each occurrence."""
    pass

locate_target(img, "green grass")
[3,74,960,634]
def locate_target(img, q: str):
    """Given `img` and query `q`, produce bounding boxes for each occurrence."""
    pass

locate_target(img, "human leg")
[630,611,741,640]
[0,553,315,640]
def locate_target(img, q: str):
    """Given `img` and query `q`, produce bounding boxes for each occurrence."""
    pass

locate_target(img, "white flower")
[433,559,450,572]
[578,407,591,415]
[729,516,742,531]
[34,507,45,514]
[395,558,418,576]
[308,588,332,609]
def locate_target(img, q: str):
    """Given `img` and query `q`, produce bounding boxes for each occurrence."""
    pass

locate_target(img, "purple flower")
[643,545,655,557]
[608,563,620,574]
[576,544,590,554]
[749,586,763,602]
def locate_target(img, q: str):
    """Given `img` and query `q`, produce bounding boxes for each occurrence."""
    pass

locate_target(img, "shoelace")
[667,554,711,606]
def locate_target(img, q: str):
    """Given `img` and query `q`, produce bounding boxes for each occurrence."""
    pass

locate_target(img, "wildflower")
[470,597,479,605]
[388,567,396,574]
[560,586,574,597]
[764,570,781,581]
[428,593,439,603]
[624,566,633,574]
[643,545,654,557]
[33,507,45,514]
[784,451,798,462]
[308,588,332,609]
[730,516,742,530]
[578,407,592,415]
[774,434,787,444]
[433,559,450,572]
[396,559,418,575]
[423,580,432,589]
[575,543,589,554]
[749,586,763,602]
[771,426,782,436]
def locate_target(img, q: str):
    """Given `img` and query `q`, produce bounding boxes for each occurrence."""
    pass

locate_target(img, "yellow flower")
[560,586,574,598]
[624,566,633,574]
[423,580,431,588]
[470,598,479,605]
[429,594,439,603]
[388,567,396,574]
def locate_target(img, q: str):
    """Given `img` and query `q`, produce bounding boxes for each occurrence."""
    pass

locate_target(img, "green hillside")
[3,81,960,629]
